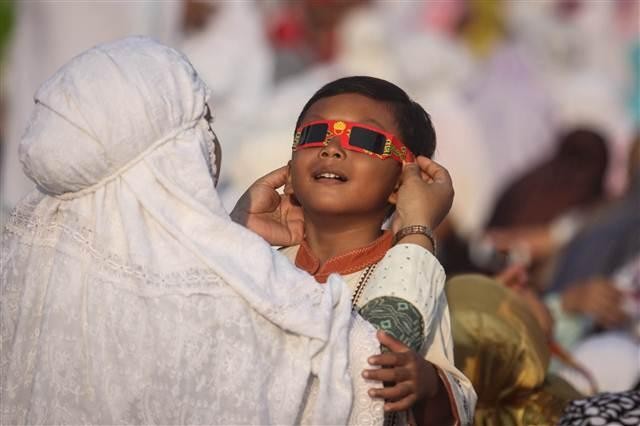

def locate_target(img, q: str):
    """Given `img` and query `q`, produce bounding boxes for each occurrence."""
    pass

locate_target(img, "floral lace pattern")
[1,204,312,424]
[299,314,385,426]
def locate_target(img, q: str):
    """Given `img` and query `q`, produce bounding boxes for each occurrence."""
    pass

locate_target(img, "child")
[280,76,476,425]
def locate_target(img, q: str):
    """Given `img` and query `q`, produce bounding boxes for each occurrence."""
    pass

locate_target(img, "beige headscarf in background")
[1,36,383,425]
[446,275,581,426]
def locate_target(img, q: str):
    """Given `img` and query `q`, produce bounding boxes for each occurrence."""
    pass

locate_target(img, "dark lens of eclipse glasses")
[298,123,329,145]
[349,126,388,154]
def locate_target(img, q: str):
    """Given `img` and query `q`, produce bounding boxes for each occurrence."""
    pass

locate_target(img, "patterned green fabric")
[358,296,424,352]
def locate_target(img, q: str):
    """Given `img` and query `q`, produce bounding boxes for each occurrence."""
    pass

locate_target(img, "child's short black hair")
[295,76,436,158]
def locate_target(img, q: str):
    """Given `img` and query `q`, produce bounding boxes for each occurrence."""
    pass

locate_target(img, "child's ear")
[387,175,402,205]
[284,161,294,195]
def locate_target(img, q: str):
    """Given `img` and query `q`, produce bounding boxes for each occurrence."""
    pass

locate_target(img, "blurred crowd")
[0,0,638,424]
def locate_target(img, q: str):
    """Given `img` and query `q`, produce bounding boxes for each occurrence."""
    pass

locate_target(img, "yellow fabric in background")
[459,0,505,58]
[446,275,582,425]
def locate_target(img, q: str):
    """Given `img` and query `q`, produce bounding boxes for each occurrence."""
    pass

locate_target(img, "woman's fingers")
[256,165,289,189]
[415,156,452,184]
[399,162,423,186]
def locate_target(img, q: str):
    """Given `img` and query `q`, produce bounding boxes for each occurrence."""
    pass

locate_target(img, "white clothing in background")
[1,0,182,222]
[506,0,634,196]
[465,43,558,200]
[555,332,640,395]
[180,1,275,201]
[391,31,494,236]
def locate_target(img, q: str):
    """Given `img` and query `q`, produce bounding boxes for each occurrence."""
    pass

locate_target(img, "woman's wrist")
[394,225,437,254]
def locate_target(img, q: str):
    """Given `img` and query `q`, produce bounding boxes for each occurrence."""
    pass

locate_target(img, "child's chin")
[304,201,351,216]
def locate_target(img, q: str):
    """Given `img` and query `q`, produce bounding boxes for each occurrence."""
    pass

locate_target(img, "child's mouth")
[314,172,347,182]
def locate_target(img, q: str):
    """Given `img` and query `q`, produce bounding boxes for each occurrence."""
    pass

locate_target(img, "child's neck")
[303,214,386,265]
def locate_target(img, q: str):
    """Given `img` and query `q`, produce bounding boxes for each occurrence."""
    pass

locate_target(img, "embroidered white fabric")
[1,37,383,425]
[281,244,477,425]
[299,313,385,426]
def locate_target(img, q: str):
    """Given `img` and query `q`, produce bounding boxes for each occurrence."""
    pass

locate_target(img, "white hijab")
[1,37,381,425]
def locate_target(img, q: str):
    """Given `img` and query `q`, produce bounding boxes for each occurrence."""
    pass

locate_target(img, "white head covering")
[2,37,381,425]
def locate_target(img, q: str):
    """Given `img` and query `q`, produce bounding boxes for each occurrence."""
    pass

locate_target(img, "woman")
[1,37,460,425]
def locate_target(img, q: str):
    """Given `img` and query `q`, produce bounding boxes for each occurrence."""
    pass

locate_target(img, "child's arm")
[363,243,476,424]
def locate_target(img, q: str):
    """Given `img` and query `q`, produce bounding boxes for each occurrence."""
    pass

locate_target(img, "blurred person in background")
[507,0,637,196]
[487,128,609,231]
[471,133,640,395]
[543,135,640,394]
[266,0,370,82]
[388,1,494,242]
[179,1,276,208]
[475,128,610,287]
[430,0,637,265]
[1,0,182,225]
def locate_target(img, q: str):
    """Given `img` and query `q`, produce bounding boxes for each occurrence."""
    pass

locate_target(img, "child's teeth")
[319,173,339,179]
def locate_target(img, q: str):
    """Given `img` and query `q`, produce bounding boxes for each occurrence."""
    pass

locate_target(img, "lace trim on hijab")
[4,196,228,296]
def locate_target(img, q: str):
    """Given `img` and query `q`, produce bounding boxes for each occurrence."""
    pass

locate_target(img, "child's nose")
[319,137,346,159]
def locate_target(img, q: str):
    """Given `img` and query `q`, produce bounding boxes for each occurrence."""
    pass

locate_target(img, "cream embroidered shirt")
[281,234,476,425]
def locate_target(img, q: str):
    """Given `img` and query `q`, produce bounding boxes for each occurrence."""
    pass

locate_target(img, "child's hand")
[230,166,304,246]
[362,330,439,412]
[392,156,454,233]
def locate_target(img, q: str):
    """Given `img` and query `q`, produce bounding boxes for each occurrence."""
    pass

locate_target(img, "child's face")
[290,93,403,218]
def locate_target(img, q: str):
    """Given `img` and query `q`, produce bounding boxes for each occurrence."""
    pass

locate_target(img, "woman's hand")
[230,166,304,246]
[392,156,454,234]
[362,331,439,412]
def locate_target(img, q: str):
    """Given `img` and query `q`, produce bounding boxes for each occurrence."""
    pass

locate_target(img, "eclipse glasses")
[293,119,415,163]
